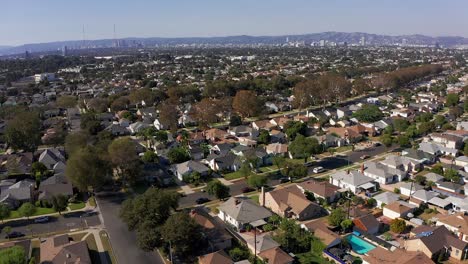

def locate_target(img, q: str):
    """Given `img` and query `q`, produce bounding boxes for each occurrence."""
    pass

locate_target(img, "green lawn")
[86,234,101,264]
[7,207,56,219]
[100,230,117,264]
[69,202,86,211]
[250,195,259,204]
[224,171,247,180]
[88,197,96,207]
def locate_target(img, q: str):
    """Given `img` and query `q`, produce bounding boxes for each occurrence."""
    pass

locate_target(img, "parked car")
[5,232,24,239]
[241,187,255,193]
[312,167,325,174]
[279,177,291,183]
[360,155,370,160]
[34,216,49,223]
[196,198,210,204]
[81,211,98,218]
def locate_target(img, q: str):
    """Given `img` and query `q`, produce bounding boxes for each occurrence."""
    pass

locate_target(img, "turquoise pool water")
[346,235,376,254]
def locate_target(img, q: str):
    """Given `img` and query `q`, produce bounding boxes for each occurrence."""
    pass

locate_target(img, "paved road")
[0,212,101,238]
[96,193,164,264]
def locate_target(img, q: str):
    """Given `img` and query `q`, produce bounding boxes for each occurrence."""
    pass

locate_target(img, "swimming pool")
[346,235,376,254]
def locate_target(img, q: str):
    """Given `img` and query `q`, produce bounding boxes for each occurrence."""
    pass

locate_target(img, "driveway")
[96,193,164,264]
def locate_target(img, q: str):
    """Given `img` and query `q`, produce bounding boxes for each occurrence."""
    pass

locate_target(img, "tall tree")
[18,203,36,220]
[158,101,179,133]
[288,135,321,162]
[120,188,179,252]
[108,138,142,186]
[206,180,230,200]
[0,203,11,223]
[232,90,262,118]
[161,212,205,257]
[66,147,111,191]
[5,111,41,152]
[191,98,222,128]
[0,246,26,264]
[51,194,69,215]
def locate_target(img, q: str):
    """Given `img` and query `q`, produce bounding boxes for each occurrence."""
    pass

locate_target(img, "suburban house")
[198,250,233,264]
[313,134,346,148]
[409,190,439,206]
[190,209,232,251]
[401,148,436,165]
[436,213,468,242]
[40,234,91,264]
[258,246,294,264]
[0,179,35,208]
[301,220,341,249]
[353,214,381,235]
[363,161,407,185]
[424,172,444,183]
[38,148,66,170]
[419,142,458,157]
[430,132,464,149]
[260,185,323,221]
[265,143,288,156]
[383,201,417,219]
[173,160,210,181]
[245,234,279,256]
[372,191,400,208]
[362,247,434,264]
[399,182,424,197]
[379,155,422,173]
[297,180,340,203]
[208,153,242,172]
[329,170,376,194]
[217,197,272,231]
[405,225,468,261]
[38,173,74,201]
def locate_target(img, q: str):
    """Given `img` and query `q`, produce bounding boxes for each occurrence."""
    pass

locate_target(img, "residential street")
[0,213,101,238]
[96,193,165,264]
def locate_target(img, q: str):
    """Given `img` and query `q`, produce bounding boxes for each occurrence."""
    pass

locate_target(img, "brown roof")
[437,213,468,234]
[198,250,233,264]
[384,201,414,214]
[268,185,318,216]
[258,247,294,264]
[302,220,341,246]
[353,214,380,233]
[409,225,468,254]
[298,180,339,198]
[363,248,434,264]
[266,143,288,154]
[40,235,91,264]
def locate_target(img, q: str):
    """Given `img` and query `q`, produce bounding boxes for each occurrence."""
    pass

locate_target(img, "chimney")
[360,163,365,174]
[235,199,241,206]
[66,254,71,259]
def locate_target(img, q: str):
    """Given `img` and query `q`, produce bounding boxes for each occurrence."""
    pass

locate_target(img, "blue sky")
[1,0,467,46]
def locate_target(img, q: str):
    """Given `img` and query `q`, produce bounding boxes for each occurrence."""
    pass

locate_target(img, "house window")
[455,249,459,256]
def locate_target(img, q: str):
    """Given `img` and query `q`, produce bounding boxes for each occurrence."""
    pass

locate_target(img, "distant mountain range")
[2,32,468,55]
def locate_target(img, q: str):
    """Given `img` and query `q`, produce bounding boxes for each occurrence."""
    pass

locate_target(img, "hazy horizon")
[2,0,468,46]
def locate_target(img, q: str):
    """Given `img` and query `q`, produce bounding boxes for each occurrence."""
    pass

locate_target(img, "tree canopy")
[5,111,41,152]
[66,147,111,191]
[352,104,383,123]
[0,246,26,264]
[206,180,230,200]
[120,188,179,252]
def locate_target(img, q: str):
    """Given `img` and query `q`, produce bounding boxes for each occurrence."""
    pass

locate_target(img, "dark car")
[279,177,291,183]
[81,211,98,217]
[5,231,24,239]
[196,198,210,204]
[241,187,255,193]
[34,216,49,223]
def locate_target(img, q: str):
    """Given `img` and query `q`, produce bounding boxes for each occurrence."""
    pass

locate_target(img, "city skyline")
[2,0,468,46]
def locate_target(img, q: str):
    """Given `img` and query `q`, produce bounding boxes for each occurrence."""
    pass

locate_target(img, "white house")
[383,201,417,219]
[329,170,376,194]
[217,197,272,230]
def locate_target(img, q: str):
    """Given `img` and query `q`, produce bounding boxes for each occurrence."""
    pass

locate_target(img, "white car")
[312,166,325,174]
